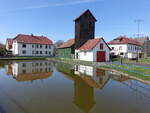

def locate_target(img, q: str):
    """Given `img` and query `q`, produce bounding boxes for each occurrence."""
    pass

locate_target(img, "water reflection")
[55,63,131,113]
[5,61,53,82]
[0,61,149,113]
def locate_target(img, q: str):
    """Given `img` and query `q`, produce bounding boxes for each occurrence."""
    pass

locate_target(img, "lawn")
[114,57,150,65]
[99,63,150,81]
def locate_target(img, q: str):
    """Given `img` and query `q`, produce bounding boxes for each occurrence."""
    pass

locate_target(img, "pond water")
[0,60,150,113]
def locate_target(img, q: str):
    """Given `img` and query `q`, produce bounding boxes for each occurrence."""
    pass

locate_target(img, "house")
[58,9,110,62]
[108,36,142,59]
[75,38,110,62]
[6,38,13,51]
[132,37,150,56]
[143,41,150,57]
[6,34,54,56]
[58,9,97,59]
[58,38,75,58]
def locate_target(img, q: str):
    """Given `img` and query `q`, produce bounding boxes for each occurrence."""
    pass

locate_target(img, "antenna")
[135,19,144,38]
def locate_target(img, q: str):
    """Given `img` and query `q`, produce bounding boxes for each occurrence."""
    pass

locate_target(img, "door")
[97,51,106,62]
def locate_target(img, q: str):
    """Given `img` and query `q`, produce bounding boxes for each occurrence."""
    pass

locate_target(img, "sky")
[0,0,150,44]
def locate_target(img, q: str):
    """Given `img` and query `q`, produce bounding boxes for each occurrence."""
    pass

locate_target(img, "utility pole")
[135,19,144,62]
[135,19,144,38]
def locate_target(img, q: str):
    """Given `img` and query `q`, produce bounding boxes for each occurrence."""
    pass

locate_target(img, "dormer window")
[100,43,103,50]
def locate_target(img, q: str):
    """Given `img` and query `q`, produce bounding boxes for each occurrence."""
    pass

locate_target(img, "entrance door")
[97,51,106,62]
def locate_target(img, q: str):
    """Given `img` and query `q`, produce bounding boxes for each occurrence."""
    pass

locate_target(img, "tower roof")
[74,9,97,22]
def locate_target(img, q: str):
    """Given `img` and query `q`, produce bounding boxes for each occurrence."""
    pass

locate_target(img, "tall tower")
[74,9,97,49]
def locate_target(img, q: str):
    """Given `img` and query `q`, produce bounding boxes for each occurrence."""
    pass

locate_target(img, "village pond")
[0,60,150,113]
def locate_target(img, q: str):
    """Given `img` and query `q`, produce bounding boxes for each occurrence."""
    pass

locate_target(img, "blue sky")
[0,0,150,44]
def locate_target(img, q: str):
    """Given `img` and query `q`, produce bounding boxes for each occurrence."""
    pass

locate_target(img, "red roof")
[6,39,13,46]
[13,34,53,45]
[78,38,101,50]
[108,36,142,46]
[59,38,75,48]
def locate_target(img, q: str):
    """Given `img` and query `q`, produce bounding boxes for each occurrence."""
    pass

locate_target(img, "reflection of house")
[110,74,129,82]
[55,63,95,113]
[5,64,13,75]
[6,61,53,82]
[75,65,110,89]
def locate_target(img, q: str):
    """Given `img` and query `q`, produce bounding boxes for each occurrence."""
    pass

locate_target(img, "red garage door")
[97,51,106,62]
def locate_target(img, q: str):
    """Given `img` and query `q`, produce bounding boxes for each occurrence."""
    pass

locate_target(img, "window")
[40,51,42,54]
[45,45,48,49]
[40,45,42,48]
[22,50,26,54]
[45,51,48,54]
[100,43,103,49]
[32,51,34,54]
[32,45,34,48]
[22,44,26,48]
[36,45,39,48]
[49,45,51,49]
[120,52,124,55]
[84,52,87,56]
[119,46,122,50]
[22,63,26,67]
[36,63,39,66]
[111,47,114,50]
[36,51,39,54]
[128,47,130,50]
[49,52,51,55]
[22,69,26,74]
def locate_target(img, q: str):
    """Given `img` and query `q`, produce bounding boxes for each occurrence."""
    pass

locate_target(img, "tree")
[53,40,64,56]
[55,40,64,48]
[0,43,6,56]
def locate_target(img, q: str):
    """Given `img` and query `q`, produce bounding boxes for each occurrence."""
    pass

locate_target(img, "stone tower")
[74,9,97,49]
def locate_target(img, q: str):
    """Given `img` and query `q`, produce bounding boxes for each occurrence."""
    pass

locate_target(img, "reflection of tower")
[73,76,95,113]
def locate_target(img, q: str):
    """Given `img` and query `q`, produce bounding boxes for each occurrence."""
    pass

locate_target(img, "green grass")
[99,64,150,81]
[112,57,150,65]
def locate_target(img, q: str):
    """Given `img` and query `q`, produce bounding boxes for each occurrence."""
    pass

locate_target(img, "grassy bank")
[0,56,49,60]
[112,57,150,65]
[48,57,150,82]
[99,64,150,81]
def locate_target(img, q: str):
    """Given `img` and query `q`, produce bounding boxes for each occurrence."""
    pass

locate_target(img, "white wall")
[12,41,54,56]
[12,61,53,77]
[109,44,142,58]
[74,65,110,88]
[93,39,110,62]
[75,50,94,61]
[75,39,110,62]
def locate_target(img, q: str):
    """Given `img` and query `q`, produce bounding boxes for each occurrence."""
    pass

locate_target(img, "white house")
[75,38,110,62]
[6,34,54,56]
[108,36,142,59]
